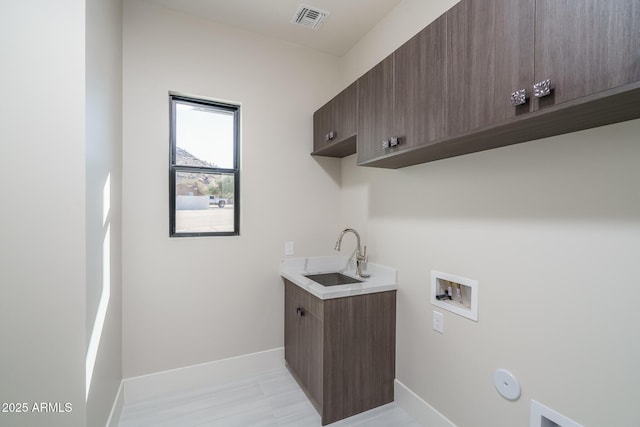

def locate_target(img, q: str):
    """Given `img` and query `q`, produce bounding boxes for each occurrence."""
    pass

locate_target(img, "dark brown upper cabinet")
[534,0,640,110]
[449,0,640,120]
[315,0,640,168]
[364,0,640,168]
[312,81,358,157]
[357,14,447,165]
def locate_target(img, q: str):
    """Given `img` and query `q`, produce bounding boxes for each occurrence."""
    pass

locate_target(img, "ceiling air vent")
[291,4,329,30]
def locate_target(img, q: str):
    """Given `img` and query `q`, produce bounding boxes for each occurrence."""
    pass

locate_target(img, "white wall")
[342,0,458,84]
[0,1,87,426]
[340,1,640,426]
[86,0,123,424]
[122,0,343,378]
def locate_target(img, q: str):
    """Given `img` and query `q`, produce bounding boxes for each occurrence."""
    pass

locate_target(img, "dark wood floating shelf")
[311,134,357,158]
[358,82,640,169]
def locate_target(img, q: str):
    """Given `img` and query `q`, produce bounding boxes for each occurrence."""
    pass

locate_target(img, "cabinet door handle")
[296,307,305,317]
[383,137,400,149]
[533,79,552,98]
[510,89,527,106]
[326,131,336,141]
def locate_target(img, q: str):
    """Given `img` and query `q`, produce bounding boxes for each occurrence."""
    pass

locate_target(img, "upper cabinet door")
[446,0,498,136]
[494,0,535,121]
[448,0,536,136]
[313,102,332,152]
[535,0,640,109]
[357,55,394,164]
[331,81,357,145]
[393,14,448,150]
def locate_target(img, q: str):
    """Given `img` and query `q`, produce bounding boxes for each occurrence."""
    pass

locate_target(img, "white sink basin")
[280,256,397,300]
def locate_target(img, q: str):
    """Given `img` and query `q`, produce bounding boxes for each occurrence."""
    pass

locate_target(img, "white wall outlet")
[284,241,294,256]
[433,311,444,334]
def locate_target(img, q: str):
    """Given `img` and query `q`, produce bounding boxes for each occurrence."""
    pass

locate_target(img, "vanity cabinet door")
[283,281,323,409]
[298,302,323,408]
[534,0,640,110]
[284,282,302,383]
[322,291,396,425]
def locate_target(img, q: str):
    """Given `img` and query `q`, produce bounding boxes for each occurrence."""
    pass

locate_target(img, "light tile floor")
[119,367,421,427]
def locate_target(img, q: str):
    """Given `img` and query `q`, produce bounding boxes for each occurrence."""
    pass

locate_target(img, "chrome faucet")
[334,228,370,278]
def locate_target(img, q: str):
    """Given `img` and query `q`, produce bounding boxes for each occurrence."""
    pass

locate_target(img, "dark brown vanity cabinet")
[357,14,447,165]
[283,279,396,426]
[312,82,358,157]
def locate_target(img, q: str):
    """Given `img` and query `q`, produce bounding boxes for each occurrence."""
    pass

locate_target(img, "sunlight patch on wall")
[86,174,112,400]
[103,173,111,225]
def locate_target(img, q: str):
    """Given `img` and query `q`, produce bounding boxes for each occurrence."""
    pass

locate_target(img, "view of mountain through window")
[175,103,235,169]
[169,95,240,237]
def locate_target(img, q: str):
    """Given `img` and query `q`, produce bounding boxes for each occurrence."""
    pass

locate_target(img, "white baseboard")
[122,347,285,404]
[395,379,457,427]
[105,380,124,427]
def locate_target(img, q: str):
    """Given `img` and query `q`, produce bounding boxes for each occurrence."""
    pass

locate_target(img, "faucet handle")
[359,245,370,278]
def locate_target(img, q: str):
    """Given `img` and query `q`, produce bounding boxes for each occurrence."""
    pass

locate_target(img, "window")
[169,94,240,237]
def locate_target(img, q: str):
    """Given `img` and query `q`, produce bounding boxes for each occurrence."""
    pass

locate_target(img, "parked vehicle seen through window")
[169,94,240,237]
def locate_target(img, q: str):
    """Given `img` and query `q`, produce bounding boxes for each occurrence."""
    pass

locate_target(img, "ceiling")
[144,0,404,56]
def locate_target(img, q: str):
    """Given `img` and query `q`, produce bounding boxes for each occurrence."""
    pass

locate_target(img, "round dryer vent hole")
[493,368,521,401]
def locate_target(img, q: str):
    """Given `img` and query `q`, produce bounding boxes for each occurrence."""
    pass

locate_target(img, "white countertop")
[280,256,397,300]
